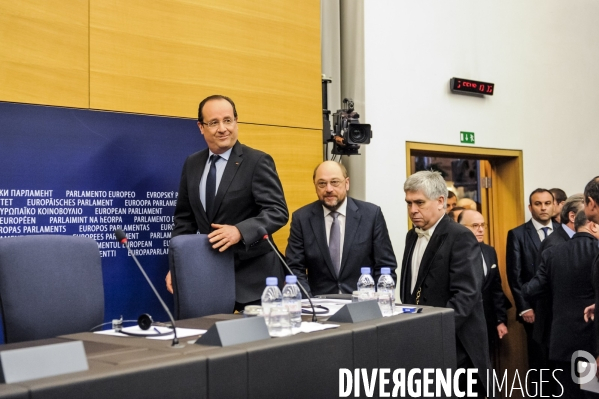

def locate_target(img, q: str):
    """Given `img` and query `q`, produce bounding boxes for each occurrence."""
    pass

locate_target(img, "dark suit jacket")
[480,243,511,345]
[506,219,560,319]
[538,223,570,256]
[523,232,598,361]
[400,215,490,385]
[285,197,397,296]
[172,141,289,303]
[532,223,570,346]
[594,253,599,353]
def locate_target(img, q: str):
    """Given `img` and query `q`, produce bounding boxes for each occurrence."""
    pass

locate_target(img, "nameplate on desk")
[327,300,383,323]
[0,341,88,383]
[195,317,270,347]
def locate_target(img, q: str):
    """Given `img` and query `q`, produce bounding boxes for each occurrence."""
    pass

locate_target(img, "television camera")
[322,78,372,156]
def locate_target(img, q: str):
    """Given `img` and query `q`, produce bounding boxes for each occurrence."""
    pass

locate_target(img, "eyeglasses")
[316,180,344,189]
[201,118,235,130]
[467,223,485,229]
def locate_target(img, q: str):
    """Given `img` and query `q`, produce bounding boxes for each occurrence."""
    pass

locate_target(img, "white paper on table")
[300,322,340,333]
[95,326,206,340]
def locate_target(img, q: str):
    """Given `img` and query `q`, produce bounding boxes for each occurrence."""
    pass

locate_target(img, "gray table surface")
[0,307,456,399]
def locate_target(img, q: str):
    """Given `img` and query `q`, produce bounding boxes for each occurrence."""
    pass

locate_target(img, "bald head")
[313,161,348,181]
[458,209,485,242]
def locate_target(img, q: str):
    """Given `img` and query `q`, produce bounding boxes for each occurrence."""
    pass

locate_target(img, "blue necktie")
[329,212,341,276]
[205,155,220,217]
[541,227,549,241]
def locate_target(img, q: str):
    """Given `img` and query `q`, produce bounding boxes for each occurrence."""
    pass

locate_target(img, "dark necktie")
[329,211,341,276]
[205,154,220,217]
[541,227,549,240]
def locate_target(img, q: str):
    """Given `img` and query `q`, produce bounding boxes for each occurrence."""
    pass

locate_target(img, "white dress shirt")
[531,218,553,242]
[410,215,443,294]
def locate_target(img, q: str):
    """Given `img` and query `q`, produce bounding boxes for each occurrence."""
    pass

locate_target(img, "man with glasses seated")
[285,161,397,297]
[458,209,511,361]
[167,94,288,311]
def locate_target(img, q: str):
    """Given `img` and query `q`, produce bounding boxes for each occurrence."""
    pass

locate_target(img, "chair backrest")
[169,234,235,319]
[0,235,104,343]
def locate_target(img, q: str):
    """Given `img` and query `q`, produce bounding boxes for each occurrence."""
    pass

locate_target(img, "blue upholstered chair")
[168,234,235,319]
[0,235,104,343]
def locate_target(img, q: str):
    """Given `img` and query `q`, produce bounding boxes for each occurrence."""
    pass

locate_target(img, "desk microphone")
[257,227,318,322]
[115,229,184,348]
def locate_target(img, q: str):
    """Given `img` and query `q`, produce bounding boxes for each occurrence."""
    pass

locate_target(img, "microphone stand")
[261,233,319,322]
[116,230,184,348]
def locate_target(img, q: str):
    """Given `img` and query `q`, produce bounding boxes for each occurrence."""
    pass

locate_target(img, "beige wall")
[0,1,89,108]
[0,0,323,247]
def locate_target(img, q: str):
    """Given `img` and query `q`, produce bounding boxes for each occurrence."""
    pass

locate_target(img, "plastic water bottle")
[261,277,282,323]
[282,275,302,334]
[357,267,376,300]
[376,267,395,316]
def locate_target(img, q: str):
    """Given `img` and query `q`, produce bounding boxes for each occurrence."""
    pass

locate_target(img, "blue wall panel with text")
[0,102,206,341]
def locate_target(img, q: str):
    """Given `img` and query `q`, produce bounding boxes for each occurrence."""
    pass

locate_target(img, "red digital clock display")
[450,78,494,96]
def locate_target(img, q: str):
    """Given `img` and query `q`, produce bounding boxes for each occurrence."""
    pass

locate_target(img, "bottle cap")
[381,267,391,275]
[361,267,371,275]
[285,275,297,284]
[265,277,278,286]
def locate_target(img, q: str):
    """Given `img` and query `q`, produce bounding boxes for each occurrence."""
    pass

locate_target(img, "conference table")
[0,307,455,399]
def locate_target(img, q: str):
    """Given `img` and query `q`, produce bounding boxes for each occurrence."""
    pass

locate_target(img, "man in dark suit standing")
[550,188,567,224]
[506,188,558,376]
[523,210,599,398]
[539,193,583,254]
[285,161,396,296]
[446,191,458,214]
[400,170,490,393]
[582,176,599,381]
[533,194,584,351]
[458,209,511,360]
[166,95,288,310]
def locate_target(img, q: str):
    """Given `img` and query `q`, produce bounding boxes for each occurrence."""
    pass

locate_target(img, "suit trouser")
[456,339,487,398]
[523,321,552,393]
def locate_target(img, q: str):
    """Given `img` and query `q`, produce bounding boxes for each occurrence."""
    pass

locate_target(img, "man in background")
[506,189,557,383]
[550,188,567,224]
[286,161,397,296]
[524,210,599,398]
[167,95,289,311]
[532,194,585,366]
[458,209,511,362]
[582,176,599,380]
[540,194,583,253]
[446,191,458,214]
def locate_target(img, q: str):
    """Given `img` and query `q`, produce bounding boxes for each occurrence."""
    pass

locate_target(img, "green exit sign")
[460,131,475,144]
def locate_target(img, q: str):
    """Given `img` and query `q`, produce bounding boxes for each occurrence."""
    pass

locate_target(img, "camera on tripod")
[322,79,372,156]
